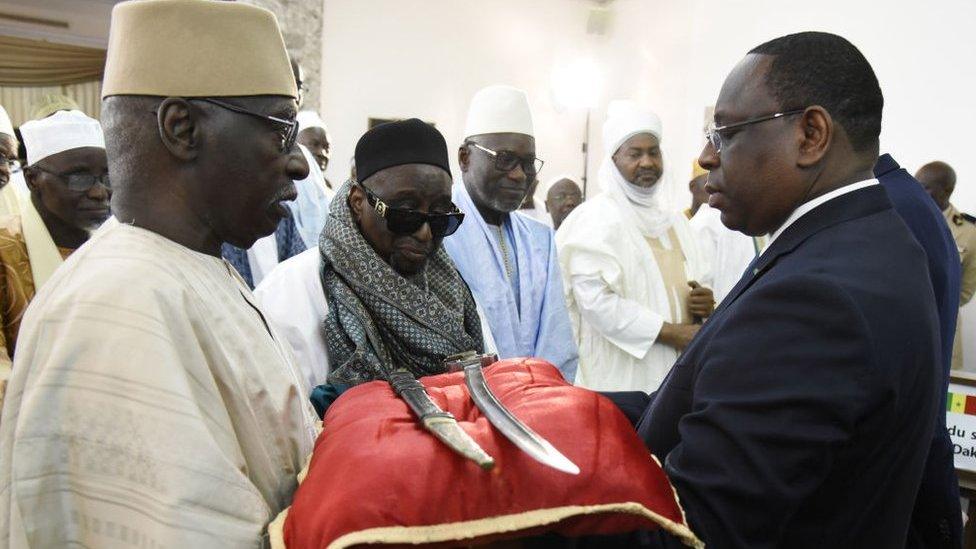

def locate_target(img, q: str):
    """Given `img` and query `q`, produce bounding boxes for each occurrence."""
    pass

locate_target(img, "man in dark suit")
[622,32,940,548]
[875,154,963,548]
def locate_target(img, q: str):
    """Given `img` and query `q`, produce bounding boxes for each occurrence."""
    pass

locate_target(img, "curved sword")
[389,369,495,470]
[452,354,580,475]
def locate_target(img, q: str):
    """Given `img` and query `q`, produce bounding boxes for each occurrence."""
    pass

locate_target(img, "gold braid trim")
[268,506,289,549]
[268,502,703,549]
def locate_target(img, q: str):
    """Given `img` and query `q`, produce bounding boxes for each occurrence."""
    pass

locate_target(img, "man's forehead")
[471,132,534,153]
[715,54,776,121]
[916,166,948,185]
[552,179,579,192]
[300,126,328,139]
[39,146,107,169]
[0,133,16,152]
[620,132,659,150]
[371,163,451,191]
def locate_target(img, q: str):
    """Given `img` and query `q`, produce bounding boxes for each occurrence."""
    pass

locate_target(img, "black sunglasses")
[359,183,465,237]
[31,165,110,192]
[194,98,299,153]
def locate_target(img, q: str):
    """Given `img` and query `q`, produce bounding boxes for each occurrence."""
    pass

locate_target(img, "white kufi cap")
[602,99,662,157]
[21,110,105,166]
[297,110,328,134]
[0,105,13,138]
[464,84,534,138]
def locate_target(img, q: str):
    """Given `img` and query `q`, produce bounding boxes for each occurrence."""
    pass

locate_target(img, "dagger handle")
[443,352,499,373]
[390,370,454,422]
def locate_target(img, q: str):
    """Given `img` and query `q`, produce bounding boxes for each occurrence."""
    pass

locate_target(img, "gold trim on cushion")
[268,506,289,549]
[270,502,703,549]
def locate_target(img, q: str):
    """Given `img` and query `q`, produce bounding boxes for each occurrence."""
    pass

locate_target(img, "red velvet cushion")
[280,358,701,548]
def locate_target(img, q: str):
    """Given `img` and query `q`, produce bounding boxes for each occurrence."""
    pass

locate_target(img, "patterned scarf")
[320,180,485,386]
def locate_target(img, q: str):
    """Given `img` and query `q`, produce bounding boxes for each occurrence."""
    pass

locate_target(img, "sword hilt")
[443,352,499,373]
[390,369,454,422]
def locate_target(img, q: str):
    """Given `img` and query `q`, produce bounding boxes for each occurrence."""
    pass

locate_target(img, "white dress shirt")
[766,178,879,249]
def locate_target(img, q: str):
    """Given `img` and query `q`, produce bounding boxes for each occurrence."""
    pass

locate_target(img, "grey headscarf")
[320,180,484,386]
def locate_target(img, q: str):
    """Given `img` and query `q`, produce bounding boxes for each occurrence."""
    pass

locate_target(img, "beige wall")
[240,0,324,111]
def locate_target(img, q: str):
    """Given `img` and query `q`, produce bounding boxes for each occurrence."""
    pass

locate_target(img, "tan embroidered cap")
[102,0,296,99]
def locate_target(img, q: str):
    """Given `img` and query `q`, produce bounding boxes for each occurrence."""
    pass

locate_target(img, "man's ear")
[23,166,39,193]
[458,143,470,173]
[544,198,550,213]
[157,97,200,162]
[796,106,831,168]
[348,184,366,224]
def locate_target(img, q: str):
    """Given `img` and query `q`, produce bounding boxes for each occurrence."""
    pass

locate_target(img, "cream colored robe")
[557,193,708,392]
[0,218,318,548]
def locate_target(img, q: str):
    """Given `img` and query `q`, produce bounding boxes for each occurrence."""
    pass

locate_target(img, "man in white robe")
[0,2,318,546]
[289,110,333,249]
[556,101,713,392]
[442,85,578,381]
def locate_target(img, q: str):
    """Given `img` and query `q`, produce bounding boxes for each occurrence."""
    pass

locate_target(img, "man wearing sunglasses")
[0,109,107,404]
[256,118,497,398]
[597,32,942,548]
[0,2,319,546]
[443,84,578,382]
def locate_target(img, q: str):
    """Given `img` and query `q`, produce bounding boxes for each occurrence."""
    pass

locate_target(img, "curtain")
[0,81,102,127]
[0,36,105,86]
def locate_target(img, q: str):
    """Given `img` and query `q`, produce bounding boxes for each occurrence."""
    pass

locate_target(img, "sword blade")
[389,369,495,470]
[463,360,580,475]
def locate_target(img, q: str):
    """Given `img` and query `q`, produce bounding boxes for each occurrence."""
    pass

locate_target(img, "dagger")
[389,369,495,470]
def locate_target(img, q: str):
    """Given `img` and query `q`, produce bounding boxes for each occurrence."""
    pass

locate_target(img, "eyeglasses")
[31,165,110,192]
[195,98,299,153]
[359,183,465,237]
[549,191,582,202]
[705,108,807,153]
[467,142,544,176]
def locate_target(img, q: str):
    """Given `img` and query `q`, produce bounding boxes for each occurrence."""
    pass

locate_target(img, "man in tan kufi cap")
[0,1,318,547]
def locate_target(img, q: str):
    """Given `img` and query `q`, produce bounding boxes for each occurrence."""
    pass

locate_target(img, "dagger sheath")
[389,369,495,470]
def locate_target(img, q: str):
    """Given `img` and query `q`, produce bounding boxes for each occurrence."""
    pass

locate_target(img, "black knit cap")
[354,118,451,183]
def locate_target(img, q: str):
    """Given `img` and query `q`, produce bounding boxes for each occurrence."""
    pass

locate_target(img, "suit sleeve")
[660,275,874,548]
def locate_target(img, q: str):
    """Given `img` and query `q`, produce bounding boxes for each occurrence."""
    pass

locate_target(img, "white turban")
[20,110,105,166]
[597,100,675,238]
[464,84,534,138]
[0,105,13,138]
[601,99,663,156]
[297,110,328,134]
